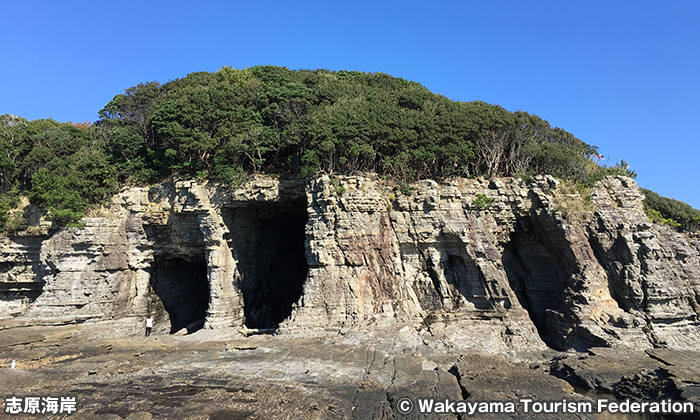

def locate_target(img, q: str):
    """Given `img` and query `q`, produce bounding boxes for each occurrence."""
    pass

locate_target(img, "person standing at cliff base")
[145,315,153,337]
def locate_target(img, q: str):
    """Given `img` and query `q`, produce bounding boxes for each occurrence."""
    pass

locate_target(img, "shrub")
[645,208,681,229]
[4,213,27,234]
[643,188,700,232]
[330,177,346,195]
[472,194,495,210]
[397,180,413,196]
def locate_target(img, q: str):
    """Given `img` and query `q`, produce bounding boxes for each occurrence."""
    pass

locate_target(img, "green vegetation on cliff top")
[0,66,696,231]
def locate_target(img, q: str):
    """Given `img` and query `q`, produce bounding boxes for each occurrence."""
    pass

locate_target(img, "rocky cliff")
[2,175,698,354]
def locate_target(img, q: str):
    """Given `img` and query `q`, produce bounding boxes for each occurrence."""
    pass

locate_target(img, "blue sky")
[2,1,699,208]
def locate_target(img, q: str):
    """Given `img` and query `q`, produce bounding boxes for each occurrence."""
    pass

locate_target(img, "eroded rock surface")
[3,325,699,419]
[1,175,698,353]
[1,175,699,418]
[0,325,592,419]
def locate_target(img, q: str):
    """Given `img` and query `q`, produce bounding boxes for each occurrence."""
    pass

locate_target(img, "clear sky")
[2,1,698,208]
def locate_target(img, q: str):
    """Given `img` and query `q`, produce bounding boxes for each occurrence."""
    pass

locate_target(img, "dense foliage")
[0,115,116,228]
[0,66,694,232]
[642,189,700,232]
[95,66,614,185]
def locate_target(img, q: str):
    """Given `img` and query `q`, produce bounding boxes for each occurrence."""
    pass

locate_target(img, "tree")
[0,115,30,193]
[9,66,665,232]
[99,81,163,139]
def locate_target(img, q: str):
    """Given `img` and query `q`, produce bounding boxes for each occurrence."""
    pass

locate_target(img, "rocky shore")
[1,174,699,418]
[2,323,699,419]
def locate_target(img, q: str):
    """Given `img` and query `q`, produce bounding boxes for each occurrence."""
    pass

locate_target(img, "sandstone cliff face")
[1,175,698,353]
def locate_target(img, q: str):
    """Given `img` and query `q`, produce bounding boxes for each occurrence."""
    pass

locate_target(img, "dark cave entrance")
[223,203,308,330]
[150,256,210,334]
[502,217,568,349]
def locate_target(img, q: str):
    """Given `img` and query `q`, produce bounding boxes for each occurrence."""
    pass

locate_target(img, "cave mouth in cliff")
[223,202,308,330]
[150,256,209,334]
[502,218,567,349]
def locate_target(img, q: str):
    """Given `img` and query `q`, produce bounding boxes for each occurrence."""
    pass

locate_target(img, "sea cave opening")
[502,217,568,349]
[149,256,209,334]
[223,202,308,330]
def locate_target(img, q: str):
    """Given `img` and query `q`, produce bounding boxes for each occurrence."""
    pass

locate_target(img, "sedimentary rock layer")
[1,175,698,353]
